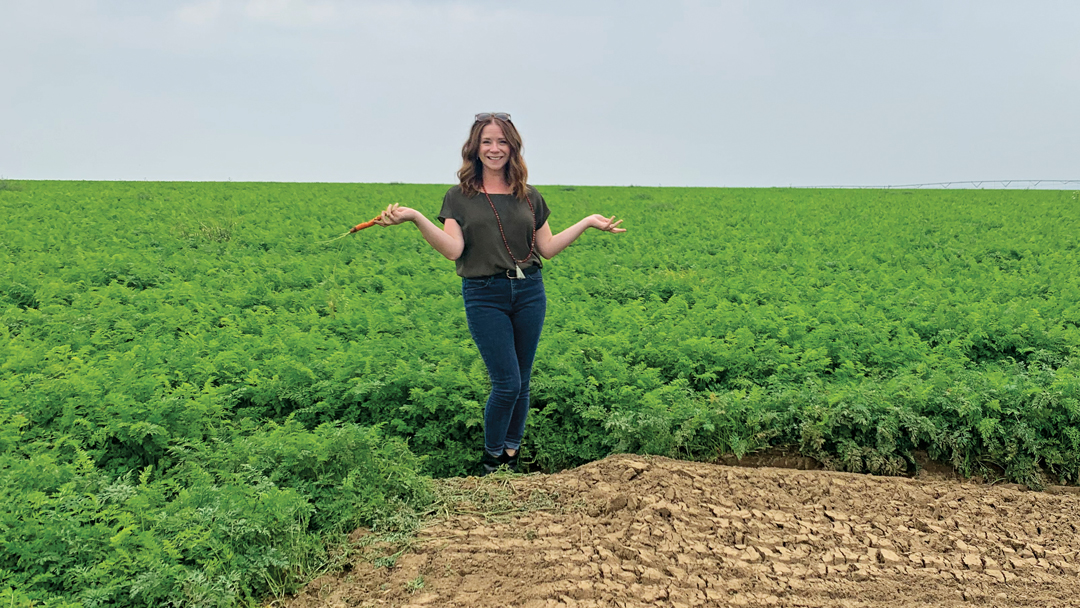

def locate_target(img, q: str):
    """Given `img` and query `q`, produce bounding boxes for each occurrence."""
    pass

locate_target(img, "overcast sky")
[2,1,1078,187]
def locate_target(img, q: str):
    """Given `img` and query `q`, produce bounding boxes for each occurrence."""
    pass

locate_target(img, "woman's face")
[478,122,510,175]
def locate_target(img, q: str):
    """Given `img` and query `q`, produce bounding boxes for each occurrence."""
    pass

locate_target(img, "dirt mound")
[283,454,1080,608]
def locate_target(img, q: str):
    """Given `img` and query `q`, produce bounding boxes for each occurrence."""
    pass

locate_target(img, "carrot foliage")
[2,182,1079,606]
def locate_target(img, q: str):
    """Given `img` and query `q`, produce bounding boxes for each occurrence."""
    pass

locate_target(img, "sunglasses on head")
[475,112,511,122]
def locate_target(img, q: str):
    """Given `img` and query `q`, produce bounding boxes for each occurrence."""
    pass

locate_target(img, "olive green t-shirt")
[438,185,551,278]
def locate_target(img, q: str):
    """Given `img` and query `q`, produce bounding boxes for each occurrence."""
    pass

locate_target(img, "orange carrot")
[348,216,380,233]
[323,215,382,243]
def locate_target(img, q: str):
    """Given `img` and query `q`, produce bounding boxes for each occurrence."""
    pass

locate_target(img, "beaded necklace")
[482,185,535,279]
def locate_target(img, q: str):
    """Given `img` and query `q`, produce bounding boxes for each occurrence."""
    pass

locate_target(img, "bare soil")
[282,454,1080,608]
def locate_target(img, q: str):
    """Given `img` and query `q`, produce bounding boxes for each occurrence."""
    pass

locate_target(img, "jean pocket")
[462,276,494,291]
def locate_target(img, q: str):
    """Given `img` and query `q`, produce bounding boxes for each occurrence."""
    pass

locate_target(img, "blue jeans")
[462,270,546,458]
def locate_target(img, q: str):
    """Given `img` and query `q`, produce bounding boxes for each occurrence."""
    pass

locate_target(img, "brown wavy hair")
[457,116,529,199]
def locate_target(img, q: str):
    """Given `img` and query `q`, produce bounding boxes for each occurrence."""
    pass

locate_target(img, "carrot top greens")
[2,181,1079,606]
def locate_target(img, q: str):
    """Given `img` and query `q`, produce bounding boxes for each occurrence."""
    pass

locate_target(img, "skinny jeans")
[461,269,546,458]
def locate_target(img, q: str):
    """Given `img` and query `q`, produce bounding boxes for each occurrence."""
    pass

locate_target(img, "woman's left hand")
[589,214,626,233]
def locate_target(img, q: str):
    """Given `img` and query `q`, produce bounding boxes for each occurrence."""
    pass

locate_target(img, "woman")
[375,112,625,475]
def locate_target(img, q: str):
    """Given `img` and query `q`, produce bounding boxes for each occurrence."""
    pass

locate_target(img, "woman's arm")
[534,214,625,260]
[375,203,465,261]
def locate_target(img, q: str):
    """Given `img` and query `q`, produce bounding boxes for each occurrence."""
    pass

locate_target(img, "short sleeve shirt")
[438,185,551,278]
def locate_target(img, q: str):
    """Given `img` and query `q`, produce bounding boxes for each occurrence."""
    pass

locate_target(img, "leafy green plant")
[2,181,1079,606]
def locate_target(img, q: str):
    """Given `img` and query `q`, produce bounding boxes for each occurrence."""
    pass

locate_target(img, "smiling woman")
[459,113,529,199]
[374,112,626,475]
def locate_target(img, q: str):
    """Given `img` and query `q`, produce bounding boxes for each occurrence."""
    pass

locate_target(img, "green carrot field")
[2,180,1079,606]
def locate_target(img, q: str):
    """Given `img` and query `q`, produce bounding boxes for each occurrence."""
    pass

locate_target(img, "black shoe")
[480,451,502,476]
[498,450,520,473]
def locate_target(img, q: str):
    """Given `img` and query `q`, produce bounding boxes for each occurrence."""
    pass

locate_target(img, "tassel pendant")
[515,264,526,279]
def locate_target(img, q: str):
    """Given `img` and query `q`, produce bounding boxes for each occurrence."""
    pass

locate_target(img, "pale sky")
[2,1,1078,187]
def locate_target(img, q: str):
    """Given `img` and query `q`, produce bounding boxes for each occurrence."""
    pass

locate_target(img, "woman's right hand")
[375,203,416,226]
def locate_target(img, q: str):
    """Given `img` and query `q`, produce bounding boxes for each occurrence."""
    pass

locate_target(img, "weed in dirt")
[372,550,404,569]
[405,575,425,593]
[306,473,566,598]
[423,471,562,523]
